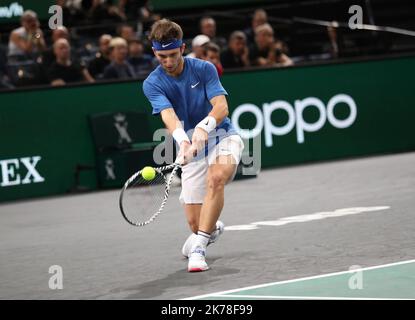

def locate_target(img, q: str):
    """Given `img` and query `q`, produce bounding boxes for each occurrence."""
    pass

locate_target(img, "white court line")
[225,206,390,231]
[209,294,414,300]
[182,259,415,300]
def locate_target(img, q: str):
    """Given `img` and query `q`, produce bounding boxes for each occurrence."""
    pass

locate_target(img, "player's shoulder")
[143,65,165,92]
[143,65,163,85]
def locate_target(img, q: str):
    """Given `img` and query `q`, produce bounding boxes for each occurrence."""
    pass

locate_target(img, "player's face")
[153,44,185,75]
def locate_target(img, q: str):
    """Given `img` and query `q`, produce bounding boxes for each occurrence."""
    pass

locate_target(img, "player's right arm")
[160,108,181,134]
[160,108,192,165]
[143,79,191,164]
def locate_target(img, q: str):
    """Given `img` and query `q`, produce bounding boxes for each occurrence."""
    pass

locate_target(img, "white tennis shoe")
[188,246,209,272]
[182,233,197,258]
[208,220,225,245]
[181,220,225,258]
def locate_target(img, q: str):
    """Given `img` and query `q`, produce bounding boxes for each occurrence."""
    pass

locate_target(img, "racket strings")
[122,171,167,225]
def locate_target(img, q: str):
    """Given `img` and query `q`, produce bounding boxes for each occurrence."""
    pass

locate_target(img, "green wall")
[1,55,415,202]
[0,1,54,24]
[222,57,415,167]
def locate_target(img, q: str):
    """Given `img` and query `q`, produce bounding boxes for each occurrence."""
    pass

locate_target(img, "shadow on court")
[94,257,240,299]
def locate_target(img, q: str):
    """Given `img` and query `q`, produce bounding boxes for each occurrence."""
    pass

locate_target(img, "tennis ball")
[141,166,156,181]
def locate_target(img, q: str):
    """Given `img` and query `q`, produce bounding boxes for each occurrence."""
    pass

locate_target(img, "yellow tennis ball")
[141,166,156,181]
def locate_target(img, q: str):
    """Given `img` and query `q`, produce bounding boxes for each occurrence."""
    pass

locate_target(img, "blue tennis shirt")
[143,57,238,147]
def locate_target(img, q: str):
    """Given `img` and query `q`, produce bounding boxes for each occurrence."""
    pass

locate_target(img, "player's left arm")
[189,62,229,155]
[208,95,229,125]
[190,94,229,154]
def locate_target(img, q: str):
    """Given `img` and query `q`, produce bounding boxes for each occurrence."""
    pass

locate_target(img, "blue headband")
[152,39,183,51]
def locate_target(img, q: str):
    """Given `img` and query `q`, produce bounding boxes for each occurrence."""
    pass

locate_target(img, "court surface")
[185,259,415,300]
[1,152,414,300]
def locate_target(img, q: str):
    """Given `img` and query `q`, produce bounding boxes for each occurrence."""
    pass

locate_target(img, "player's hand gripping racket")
[119,162,182,227]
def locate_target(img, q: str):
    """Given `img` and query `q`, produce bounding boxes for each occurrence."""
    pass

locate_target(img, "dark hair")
[128,38,143,46]
[229,30,246,42]
[149,19,183,42]
[202,41,220,55]
[21,10,38,22]
[200,16,215,27]
[117,24,134,36]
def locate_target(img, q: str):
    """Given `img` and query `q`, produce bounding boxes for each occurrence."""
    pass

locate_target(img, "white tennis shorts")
[179,134,244,205]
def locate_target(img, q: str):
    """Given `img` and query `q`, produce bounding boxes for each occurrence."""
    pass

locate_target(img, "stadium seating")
[0,0,414,91]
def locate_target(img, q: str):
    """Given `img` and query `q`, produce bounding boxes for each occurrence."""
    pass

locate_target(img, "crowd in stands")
[0,2,299,91]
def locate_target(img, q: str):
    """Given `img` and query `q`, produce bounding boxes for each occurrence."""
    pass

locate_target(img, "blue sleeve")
[143,79,172,115]
[204,61,228,100]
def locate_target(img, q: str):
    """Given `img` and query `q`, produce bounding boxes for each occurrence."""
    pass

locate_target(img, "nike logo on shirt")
[191,82,200,88]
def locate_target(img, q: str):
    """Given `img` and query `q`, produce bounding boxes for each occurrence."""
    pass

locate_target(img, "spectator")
[103,37,136,80]
[220,31,250,69]
[127,39,154,77]
[269,40,294,67]
[118,0,152,21]
[244,9,268,46]
[40,26,71,67]
[249,23,273,66]
[199,16,227,50]
[51,26,70,43]
[56,0,86,26]
[186,34,210,59]
[8,10,46,60]
[249,23,293,67]
[326,24,340,59]
[117,24,136,42]
[106,1,128,21]
[118,0,161,41]
[48,38,94,86]
[201,42,223,76]
[88,34,112,79]
[84,0,126,23]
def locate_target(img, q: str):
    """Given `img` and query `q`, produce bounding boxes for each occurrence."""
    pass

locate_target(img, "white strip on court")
[225,206,390,231]
[182,259,415,300]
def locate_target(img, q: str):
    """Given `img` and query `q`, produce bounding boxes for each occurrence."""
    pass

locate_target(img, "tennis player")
[143,19,244,272]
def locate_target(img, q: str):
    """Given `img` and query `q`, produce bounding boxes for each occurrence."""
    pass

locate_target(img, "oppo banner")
[1,55,415,202]
[231,93,357,146]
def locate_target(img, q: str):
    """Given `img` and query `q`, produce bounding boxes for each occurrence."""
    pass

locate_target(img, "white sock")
[193,230,210,250]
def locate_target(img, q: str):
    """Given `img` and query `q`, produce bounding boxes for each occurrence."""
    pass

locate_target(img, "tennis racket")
[119,162,182,227]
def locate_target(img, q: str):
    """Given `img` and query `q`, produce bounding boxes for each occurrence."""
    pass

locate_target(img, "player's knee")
[207,171,226,191]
